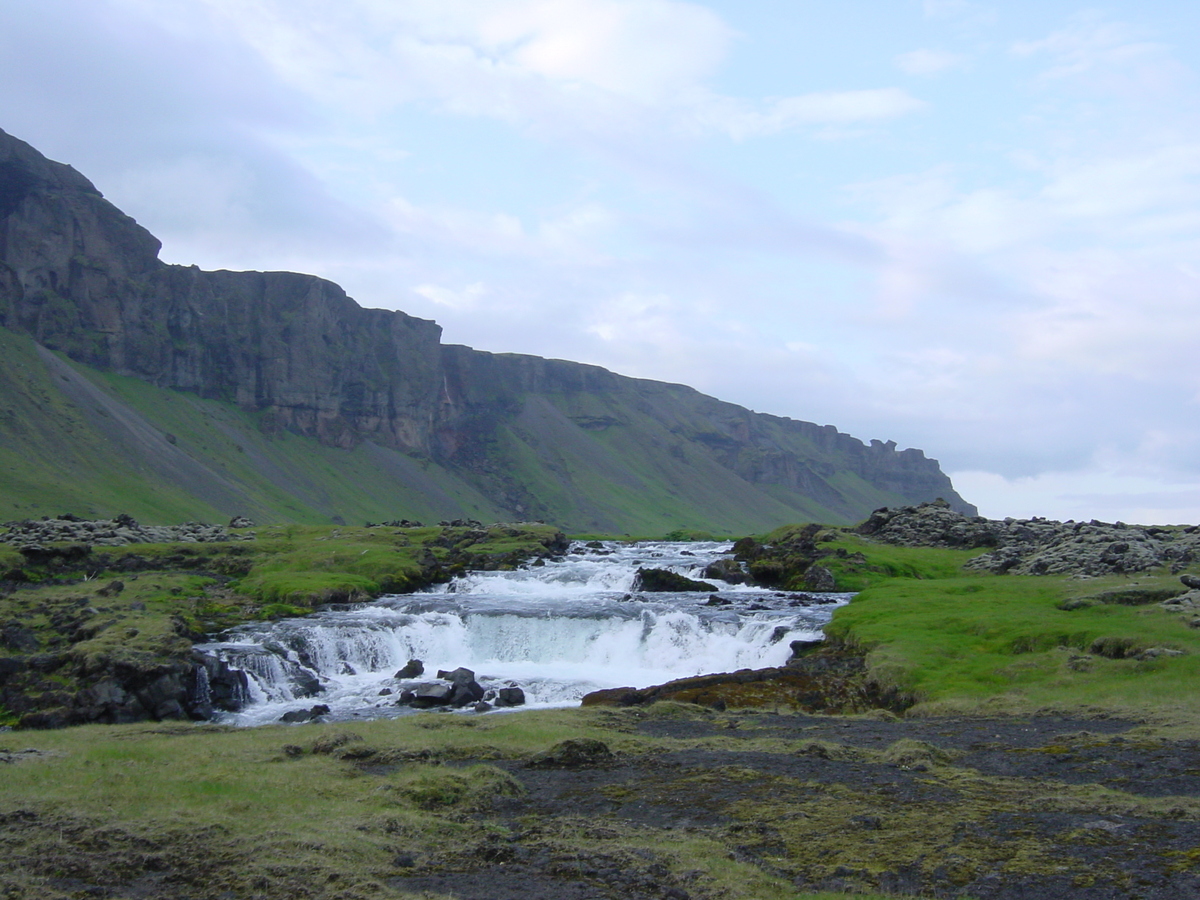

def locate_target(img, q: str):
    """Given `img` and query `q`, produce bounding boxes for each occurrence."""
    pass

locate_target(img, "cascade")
[198,540,850,726]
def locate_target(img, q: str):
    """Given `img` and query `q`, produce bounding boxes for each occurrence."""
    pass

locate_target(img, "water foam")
[201,539,848,725]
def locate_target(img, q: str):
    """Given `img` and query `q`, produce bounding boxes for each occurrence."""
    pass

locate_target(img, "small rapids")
[199,540,850,726]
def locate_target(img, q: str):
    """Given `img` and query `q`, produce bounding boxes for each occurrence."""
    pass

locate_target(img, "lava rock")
[395,659,425,679]
[633,567,717,592]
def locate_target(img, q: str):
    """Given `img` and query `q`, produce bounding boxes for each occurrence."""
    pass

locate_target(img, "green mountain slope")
[0,327,932,531]
[0,327,504,525]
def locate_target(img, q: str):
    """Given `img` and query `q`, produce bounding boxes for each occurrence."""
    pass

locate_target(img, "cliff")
[0,127,974,531]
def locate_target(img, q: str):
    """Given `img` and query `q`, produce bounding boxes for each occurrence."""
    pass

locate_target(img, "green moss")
[825,563,1200,716]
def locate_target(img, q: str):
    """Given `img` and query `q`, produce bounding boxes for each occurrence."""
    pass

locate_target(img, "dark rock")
[789,639,824,659]
[495,686,526,707]
[312,732,362,754]
[803,565,836,591]
[450,679,485,707]
[633,567,717,592]
[438,666,477,684]
[1,622,39,653]
[526,738,615,769]
[1182,574,1200,590]
[0,656,28,682]
[472,701,493,712]
[95,580,124,597]
[395,659,424,679]
[411,683,454,707]
[279,704,331,724]
[229,516,255,528]
[702,558,747,584]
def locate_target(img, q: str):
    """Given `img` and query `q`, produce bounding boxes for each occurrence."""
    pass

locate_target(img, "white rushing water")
[199,539,850,726]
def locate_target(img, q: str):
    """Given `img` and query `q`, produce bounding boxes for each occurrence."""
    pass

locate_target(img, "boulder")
[702,558,747,584]
[633,567,717,592]
[395,659,424,679]
[803,565,836,592]
[495,686,526,707]
[526,738,614,769]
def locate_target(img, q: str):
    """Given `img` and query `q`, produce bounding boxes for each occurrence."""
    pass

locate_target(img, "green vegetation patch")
[827,566,1200,716]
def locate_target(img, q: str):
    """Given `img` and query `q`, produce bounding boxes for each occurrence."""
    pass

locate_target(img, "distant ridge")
[0,127,975,531]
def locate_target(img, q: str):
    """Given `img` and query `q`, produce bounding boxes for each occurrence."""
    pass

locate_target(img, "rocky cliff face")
[0,127,975,528]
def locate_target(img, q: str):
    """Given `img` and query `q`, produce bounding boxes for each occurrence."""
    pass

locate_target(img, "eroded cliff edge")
[0,127,974,530]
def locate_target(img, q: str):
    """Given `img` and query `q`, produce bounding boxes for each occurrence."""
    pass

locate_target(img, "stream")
[198,540,851,726]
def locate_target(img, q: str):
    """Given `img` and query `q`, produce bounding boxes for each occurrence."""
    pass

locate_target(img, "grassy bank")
[741,528,1200,721]
[0,522,566,728]
[8,523,1200,898]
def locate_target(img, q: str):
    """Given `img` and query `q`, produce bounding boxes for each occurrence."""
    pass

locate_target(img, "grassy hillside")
[0,326,921,532]
[0,327,507,525]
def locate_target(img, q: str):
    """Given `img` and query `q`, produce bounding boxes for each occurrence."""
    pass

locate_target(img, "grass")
[10,525,1200,896]
[824,550,1200,717]
[0,710,939,900]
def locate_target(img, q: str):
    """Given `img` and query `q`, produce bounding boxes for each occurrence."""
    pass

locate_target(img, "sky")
[3,0,1200,523]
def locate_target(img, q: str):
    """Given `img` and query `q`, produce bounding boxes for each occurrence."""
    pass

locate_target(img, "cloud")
[413,281,488,311]
[895,48,966,76]
[951,467,1200,525]
[1012,13,1191,97]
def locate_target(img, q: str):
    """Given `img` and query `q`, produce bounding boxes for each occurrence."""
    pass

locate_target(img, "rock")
[395,659,424,679]
[1182,574,1200,590]
[229,516,255,528]
[803,565,836,591]
[279,704,330,724]
[1138,647,1185,660]
[410,683,454,707]
[0,622,39,653]
[450,680,485,707]
[702,558,747,584]
[526,738,614,769]
[789,639,824,659]
[95,580,124,597]
[858,503,1200,578]
[495,686,526,707]
[633,567,717,592]
[437,666,477,684]
[312,732,362,754]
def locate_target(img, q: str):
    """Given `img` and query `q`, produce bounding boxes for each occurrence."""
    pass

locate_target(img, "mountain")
[0,127,975,532]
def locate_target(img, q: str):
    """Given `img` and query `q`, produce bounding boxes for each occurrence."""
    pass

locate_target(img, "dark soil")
[387,711,1200,900]
[7,711,1200,899]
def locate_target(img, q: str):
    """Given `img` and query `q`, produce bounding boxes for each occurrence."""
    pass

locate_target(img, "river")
[198,539,850,726]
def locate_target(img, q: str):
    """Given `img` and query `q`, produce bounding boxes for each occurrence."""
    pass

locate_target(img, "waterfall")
[198,540,849,726]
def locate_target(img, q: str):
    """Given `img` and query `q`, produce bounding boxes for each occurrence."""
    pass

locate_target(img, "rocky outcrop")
[580,648,913,714]
[2,647,247,729]
[0,515,251,548]
[0,126,974,528]
[858,501,1200,576]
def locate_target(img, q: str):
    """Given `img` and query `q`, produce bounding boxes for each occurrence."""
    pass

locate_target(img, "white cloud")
[413,281,488,310]
[951,467,1200,525]
[1012,13,1190,96]
[895,48,965,76]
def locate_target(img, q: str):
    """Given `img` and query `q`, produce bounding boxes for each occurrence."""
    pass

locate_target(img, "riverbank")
[6,507,1200,898]
[4,703,1200,899]
[0,519,568,728]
